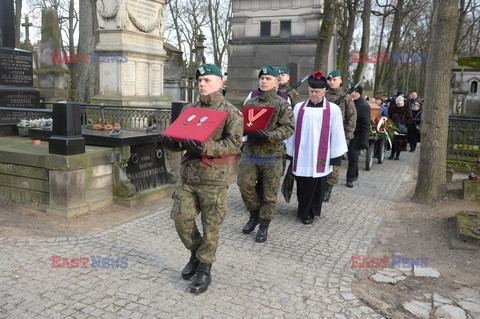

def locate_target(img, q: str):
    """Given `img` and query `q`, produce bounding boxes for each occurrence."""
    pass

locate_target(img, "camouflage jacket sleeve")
[288,88,300,107]
[269,99,295,143]
[202,103,243,156]
[343,97,357,140]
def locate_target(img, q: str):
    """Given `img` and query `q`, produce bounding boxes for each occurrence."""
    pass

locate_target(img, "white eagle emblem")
[198,66,205,75]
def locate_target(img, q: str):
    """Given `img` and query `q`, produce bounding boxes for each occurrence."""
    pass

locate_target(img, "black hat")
[308,71,328,89]
[354,85,363,96]
[396,89,404,96]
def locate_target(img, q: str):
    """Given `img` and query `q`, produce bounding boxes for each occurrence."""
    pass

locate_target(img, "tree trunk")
[74,0,98,103]
[353,0,371,84]
[373,6,387,95]
[314,0,338,72]
[15,0,22,47]
[412,0,459,204]
[68,0,76,99]
[387,0,405,95]
[340,0,359,85]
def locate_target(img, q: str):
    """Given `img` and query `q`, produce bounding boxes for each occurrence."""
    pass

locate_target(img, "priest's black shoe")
[255,219,270,243]
[181,250,200,279]
[190,262,212,294]
[395,155,400,160]
[242,209,259,234]
[346,180,354,188]
[388,154,395,160]
[323,184,333,202]
[303,216,314,224]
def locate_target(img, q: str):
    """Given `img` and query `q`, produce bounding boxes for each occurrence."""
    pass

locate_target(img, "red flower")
[313,71,323,80]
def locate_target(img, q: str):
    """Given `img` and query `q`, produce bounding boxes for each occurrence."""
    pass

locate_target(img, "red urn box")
[161,107,228,143]
[242,106,275,133]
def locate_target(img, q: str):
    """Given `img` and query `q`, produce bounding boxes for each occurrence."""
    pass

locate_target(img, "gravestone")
[0,0,42,135]
[35,8,70,101]
[126,144,168,192]
[91,0,170,107]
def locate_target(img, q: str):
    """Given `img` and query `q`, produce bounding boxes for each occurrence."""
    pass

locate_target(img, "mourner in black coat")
[346,86,371,188]
[389,96,413,160]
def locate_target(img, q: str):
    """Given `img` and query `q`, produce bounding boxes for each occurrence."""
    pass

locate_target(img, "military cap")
[327,69,341,79]
[277,67,290,74]
[308,71,328,89]
[258,65,279,78]
[196,64,223,80]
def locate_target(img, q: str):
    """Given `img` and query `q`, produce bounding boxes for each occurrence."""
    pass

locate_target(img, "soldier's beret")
[327,69,341,79]
[277,67,290,74]
[258,65,279,78]
[196,64,223,80]
[308,71,328,88]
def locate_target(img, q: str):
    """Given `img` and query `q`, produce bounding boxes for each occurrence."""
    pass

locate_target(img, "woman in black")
[407,101,422,152]
[389,96,413,160]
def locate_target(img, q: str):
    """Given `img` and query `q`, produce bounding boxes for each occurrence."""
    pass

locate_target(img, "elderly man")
[286,71,348,224]
[323,70,357,201]
[160,64,243,294]
[238,65,295,243]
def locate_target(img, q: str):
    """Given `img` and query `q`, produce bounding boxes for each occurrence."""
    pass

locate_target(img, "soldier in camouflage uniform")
[278,66,300,107]
[323,69,357,202]
[160,64,243,294]
[238,65,295,243]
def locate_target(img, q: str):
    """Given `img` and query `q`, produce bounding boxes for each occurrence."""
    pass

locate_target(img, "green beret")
[258,65,279,78]
[196,64,223,80]
[277,67,290,74]
[327,69,341,79]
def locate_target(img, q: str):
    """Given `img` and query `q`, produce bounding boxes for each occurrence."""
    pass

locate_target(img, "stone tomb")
[0,47,40,109]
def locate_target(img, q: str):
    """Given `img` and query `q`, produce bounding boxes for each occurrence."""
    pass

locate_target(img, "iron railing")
[447,116,480,162]
[40,102,172,132]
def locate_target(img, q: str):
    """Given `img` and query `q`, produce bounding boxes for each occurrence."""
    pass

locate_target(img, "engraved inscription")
[127,0,163,32]
[149,63,162,96]
[0,50,33,86]
[122,62,136,95]
[136,62,149,96]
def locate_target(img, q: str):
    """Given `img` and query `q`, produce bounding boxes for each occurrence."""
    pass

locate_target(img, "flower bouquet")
[17,118,53,136]
[370,116,396,148]
[87,118,121,131]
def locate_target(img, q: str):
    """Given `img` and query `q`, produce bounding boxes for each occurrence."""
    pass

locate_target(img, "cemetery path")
[0,149,479,318]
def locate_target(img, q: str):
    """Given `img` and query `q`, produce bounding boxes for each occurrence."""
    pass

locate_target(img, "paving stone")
[434,293,454,304]
[414,267,441,278]
[370,273,398,284]
[0,151,420,318]
[403,300,432,319]
[457,301,480,314]
[435,304,467,319]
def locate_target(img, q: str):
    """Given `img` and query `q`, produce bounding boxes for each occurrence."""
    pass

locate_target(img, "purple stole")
[293,99,331,173]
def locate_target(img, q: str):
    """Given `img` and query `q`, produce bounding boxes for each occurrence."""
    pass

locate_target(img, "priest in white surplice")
[286,71,348,224]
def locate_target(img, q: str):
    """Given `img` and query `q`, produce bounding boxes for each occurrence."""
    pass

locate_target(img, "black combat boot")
[181,250,200,279]
[323,184,333,202]
[190,262,212,294]
[255,219,270,243]
[242,209,260,234]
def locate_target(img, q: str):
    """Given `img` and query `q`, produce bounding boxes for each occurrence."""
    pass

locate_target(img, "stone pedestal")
[91,0,170,107]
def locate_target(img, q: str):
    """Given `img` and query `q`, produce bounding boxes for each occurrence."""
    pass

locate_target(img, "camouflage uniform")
[278,83,300,107]
[238,88,295,220]
[171,90,243,263]
[325,87,357,186]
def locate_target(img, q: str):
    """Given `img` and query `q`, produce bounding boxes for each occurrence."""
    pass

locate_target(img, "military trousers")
[326,165,340,186]
[171,183,227,264]
[237,153,283,220]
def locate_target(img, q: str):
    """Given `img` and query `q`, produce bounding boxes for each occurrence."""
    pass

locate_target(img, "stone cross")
[21,15,33,44]
[0,0,15,47]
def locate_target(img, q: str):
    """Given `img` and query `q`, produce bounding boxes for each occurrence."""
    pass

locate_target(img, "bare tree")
[337,0,359,85]
[74,0,97,103]
[413,0,459,203]
[353,0,371,84]
[387,0,405,95]
[314,0,339,72]
[207,0,232,69]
